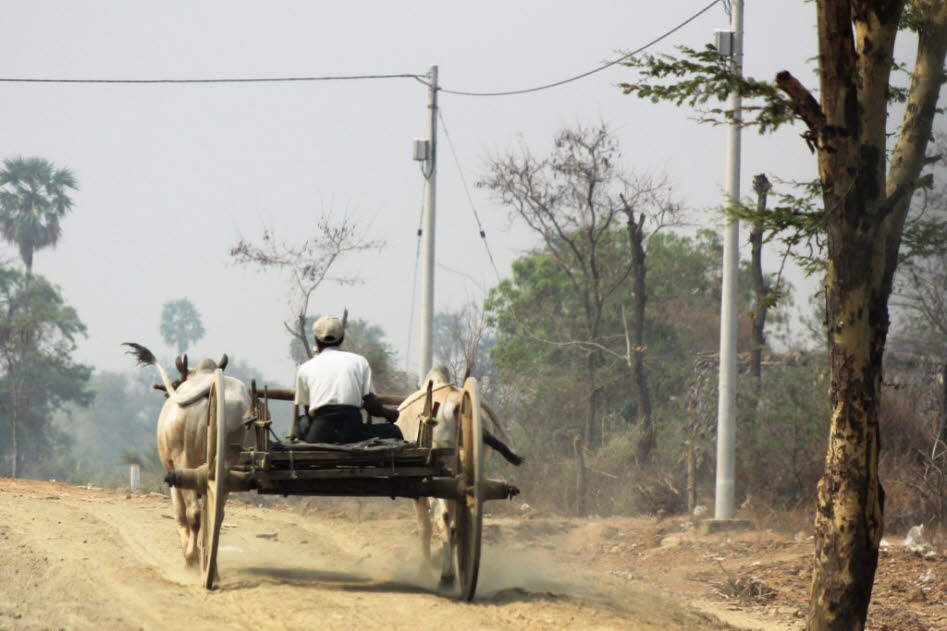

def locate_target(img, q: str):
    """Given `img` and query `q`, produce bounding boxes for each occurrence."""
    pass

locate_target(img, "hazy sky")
[2,2,856,386]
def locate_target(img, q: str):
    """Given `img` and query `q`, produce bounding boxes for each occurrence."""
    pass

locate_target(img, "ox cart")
[163,370,519,601]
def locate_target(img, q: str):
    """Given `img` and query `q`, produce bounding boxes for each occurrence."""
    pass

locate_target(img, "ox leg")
[437,499,455,589]
[182,489,201,566]
[170,486,190,556]
[414,498,433,568]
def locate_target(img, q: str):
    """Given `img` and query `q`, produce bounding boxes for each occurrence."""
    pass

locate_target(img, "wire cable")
[404,187,426,372]
[416,0,721,97]
[1,2,718,92]
[0,73,423,84]
[437,109,502,282]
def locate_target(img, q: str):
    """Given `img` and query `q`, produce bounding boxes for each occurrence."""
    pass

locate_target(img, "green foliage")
[483,224,810,515]
[736,357,830,508]
[622,37,947,283]
[0,156,77,272]
[620,45,795,133]
[0,268,92,477]
[159,298,205,354]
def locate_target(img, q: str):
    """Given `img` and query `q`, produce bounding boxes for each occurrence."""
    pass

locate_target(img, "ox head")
[171,353,229,388]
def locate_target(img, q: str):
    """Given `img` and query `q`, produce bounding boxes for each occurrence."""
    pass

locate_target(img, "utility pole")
[418,65,438,384]
[715,0,743,521]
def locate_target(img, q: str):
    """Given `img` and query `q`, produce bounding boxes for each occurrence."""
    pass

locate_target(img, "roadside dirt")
[1,478,944,630]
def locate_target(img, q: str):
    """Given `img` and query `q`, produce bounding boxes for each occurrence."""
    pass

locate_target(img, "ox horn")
[174,354,189,380]
[218,354,229,371]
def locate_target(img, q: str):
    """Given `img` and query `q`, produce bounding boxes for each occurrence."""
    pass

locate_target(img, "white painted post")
[129,464,141,491]
[419,65,438,384]
[715,0,743,521]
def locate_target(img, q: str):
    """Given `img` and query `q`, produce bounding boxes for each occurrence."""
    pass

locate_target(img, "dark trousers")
[302,404,403,444]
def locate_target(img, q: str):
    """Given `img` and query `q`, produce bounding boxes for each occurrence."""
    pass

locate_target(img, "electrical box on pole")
[412,139,430,162]
[713,29,735,57]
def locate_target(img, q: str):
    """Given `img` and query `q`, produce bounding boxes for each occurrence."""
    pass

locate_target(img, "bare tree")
[618,179,679,461]
[433,303,493,387]
[480,123,678,509]
[230,214,382,360]
[749,174,773,388]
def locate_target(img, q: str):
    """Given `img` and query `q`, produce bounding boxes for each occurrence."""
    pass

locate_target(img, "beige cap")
[312,316,344,343]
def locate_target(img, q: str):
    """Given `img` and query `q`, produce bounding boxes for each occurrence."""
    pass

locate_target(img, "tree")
[622,3,947,627]
[159,298,205,355]
[480,124,678,512]
[433,303,499,397]
[486,229,752,513]
[0,157,77,275]
[748,174,773,388]
[617,178,679,460]
[0,268,92,477]
[230,214,381,360]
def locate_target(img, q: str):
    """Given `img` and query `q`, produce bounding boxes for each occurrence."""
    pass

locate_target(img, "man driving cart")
[294,315,403,443]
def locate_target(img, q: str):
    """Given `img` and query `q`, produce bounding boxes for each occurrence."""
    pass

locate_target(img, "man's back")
[295,347,371,412]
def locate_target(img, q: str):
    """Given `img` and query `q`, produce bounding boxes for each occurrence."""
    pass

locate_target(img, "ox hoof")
[437,574,456,590]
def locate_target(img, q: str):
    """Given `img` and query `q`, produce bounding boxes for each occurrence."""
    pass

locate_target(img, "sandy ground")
[1,478,944,630]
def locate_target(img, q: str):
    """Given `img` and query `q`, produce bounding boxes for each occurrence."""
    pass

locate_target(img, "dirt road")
[0,478,738,631]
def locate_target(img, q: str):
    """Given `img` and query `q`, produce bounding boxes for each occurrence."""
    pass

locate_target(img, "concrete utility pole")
[419,65,438,384]
[715,0,743,521]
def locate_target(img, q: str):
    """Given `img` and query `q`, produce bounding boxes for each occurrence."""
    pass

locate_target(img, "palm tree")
[0,157,77,274]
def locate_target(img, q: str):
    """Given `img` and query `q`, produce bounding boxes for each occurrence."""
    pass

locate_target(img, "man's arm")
[363,392,400,423]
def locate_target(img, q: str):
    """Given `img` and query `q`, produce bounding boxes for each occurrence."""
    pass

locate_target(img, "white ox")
[395,365,522,586]
[124,343,250,565]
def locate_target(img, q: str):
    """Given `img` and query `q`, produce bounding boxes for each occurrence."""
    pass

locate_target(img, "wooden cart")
[163,369,519,601]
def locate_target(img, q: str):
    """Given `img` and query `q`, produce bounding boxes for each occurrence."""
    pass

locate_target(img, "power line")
[417,0,721,97]
[3,1,720,92]
[0,73,423,84]
[404,187,426,372]
[1,2,718,92]
[437,109,502,283]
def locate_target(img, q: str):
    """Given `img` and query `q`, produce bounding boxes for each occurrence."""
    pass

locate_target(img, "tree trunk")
[686,441,697,514]
[297,314,312,359]
[938,363,947,455]
[573,435,588,517]
[623,208,654,460]
[584,353,599,450]
[749,174,771,390]
[10,416,17,478]
[807,234,886,630]
[10,375,19,478]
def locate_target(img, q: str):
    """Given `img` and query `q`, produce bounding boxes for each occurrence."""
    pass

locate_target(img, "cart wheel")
[199,369,228,590]
[454,377,484,601]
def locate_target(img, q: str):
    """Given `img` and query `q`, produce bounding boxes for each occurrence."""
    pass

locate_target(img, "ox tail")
[483,429,524,466]
[123,342,157,367]
[480,402,513,444]
[122,342,210,407]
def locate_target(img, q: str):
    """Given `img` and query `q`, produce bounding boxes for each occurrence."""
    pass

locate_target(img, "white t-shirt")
[294,347,373,413]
